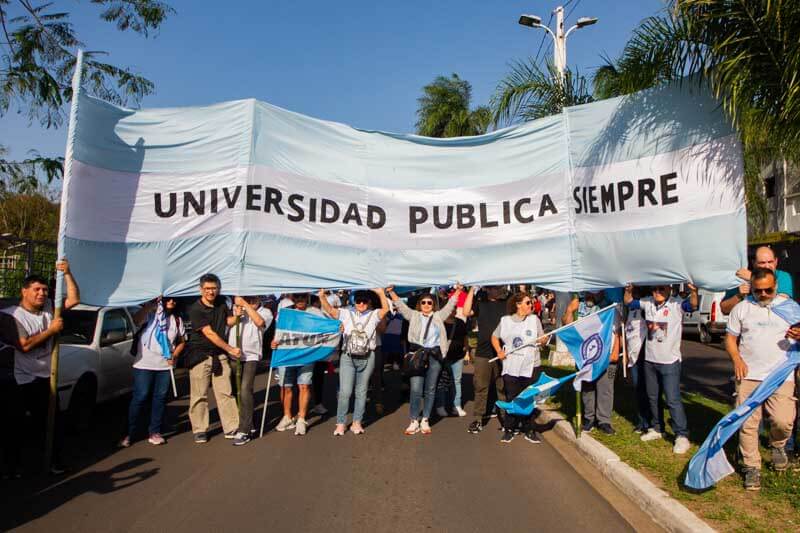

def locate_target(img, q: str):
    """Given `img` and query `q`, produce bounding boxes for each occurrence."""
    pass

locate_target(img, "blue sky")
[3,0,667,165]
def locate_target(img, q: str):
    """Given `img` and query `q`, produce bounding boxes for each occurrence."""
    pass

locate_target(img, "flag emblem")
[580,333,603,364]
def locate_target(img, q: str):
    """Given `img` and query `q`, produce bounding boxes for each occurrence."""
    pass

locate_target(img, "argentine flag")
[496,372,577,416]
[271,309,341,368]
[556,305,618,391]
[685,298,800,489]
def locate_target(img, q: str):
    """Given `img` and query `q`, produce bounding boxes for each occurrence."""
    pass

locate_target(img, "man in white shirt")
[726,268,796,490]
[3,260,80,474]
[624,282,697,454]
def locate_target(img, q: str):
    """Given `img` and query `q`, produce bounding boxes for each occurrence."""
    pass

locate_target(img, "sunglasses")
[752,287,775,294]
[419,300,434,306]
[653,287,670,293]
[355,298,370,304]
[521,300,533,306]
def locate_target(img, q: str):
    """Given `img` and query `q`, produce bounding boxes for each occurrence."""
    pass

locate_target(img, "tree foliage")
[415,73,491,138]
[0,0,173,186]
[491,59,593,126]
[0,191,59,241]
[592,0,800,234]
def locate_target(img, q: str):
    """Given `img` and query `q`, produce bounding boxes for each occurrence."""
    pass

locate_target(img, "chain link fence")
[0,235,57,298]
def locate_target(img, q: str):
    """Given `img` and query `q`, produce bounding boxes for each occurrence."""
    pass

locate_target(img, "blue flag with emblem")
[271,308,341,368]
[684,298,800,489]
[556,304,618,391]
[153,299,173,359]
[496,372,577,416]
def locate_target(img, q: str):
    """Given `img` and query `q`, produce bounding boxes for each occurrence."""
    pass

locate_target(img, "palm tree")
[415,74,491,137]
[491,59,593,126]
[592,1,800,233]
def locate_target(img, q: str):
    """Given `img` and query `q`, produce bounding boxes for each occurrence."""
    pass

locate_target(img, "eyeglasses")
[521,300,533,306]
[420,300,434,306]
[355,299,369,304]
[752,287,775,294]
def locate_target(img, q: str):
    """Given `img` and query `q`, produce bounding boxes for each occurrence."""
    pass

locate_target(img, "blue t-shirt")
[723,269,794,300]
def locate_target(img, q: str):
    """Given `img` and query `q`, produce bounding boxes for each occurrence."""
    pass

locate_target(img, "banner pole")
[235,318,242,406]
[44,49,84,474]
[169,367,178,398]
[621,319,628,379]
[259,365,273,438]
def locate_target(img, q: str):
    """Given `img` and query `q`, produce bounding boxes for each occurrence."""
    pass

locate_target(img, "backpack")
[345,310,375,358]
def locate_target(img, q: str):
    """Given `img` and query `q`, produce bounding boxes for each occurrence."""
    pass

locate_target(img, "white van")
[682,289,728,343]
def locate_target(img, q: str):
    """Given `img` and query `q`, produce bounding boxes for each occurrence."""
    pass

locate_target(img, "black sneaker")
[500,429,515,443]
[224,430,238,440]
[232,432,251,446]
[771,446,789,472]
[743,467,761,491]
[581,420,595,433]
[524,429,542,444]
[597,423,616,435]
[194,432,208,444]
[467,420,483,434]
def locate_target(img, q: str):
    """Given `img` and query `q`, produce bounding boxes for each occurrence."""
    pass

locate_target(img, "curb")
[538,408,716,533]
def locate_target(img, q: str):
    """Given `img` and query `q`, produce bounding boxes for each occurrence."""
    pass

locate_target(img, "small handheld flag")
[496,372,577,416]
[555,304,618,391]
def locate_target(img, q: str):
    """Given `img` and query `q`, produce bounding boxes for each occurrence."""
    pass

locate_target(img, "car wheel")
[698,324,712,344]
[68,376,96,431]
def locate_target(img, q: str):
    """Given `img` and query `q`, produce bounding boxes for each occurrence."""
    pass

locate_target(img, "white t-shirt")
[278,298,294,311]
[625,308,647,367]
[496,314,542,377]
[637,296,686,364]
[4,302,54,385]
[726,295,795,381]
[339,308,381,351]
[135,314,186,371]
[228,306,273,362]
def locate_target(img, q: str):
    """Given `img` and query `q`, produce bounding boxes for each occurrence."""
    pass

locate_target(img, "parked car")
[57,305,139,427]
[682,289,728,344]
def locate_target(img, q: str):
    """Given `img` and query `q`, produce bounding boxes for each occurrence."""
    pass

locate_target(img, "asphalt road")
[0,365,660,533]
[680,337,735,402]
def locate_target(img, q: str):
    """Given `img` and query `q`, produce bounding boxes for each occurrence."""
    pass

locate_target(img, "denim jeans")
[435,358,464,409]
[630,353,663,431]
[337,352,375,424]
[409,356,442,420]
[644,360,688,437]
[129,368,172,437]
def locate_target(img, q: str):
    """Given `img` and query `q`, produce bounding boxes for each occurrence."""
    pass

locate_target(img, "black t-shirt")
[475,299,507,358]
[186,297,230,362]
[445,318,468,361]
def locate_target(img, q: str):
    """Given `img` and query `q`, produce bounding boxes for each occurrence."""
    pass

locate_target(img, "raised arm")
[386,287,415,321]
[318,288,340,320]
[57,259,80,310]
[373,288,390,320]
[436,286,461,320]
[133,299,157,327]
[562,296,579,325]
[461,286,476,318]
[234,296,266,328]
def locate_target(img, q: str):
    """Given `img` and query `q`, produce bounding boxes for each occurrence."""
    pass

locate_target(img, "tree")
[416,73,491,138]
[0,191,59,241]
[0,0,174,189]
[592,1,800,233]
[491,59,593,126]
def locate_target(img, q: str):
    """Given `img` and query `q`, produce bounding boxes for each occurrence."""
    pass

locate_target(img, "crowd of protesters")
[0,246,798,493]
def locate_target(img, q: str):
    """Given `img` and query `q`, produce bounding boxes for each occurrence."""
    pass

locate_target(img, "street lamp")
[518,6,598,81]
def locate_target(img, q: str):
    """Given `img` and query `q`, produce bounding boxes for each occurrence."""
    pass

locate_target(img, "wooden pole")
[45,49,84,473]
[235,318,242,406]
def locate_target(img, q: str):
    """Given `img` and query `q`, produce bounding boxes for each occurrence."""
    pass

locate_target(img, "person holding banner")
[725,268,797,490]
[435,286,476,418]
[563,290,620,435]
[230,296,272,446]
[623,290,657,434]
[3,261,80,474]
[319,288,389,436]
[492,292,549,444]
[185,273,241,444]
[624,283,697,454]
[275,293,323,435]
[121,296,185,447]
[389,286,461,436]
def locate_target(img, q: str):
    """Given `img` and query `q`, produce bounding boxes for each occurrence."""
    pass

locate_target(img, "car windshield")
[61,310,97,345]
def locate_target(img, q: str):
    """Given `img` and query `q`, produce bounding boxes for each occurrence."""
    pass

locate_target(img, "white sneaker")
[673,436,690,454]
[436,407,449,418]
[310,404,328,416]
[405,420,420,435]
[640,429,662,442]
[276,416,296,432]
[420,418,432,435]
[294,418,308,436]
[455,406,467,417]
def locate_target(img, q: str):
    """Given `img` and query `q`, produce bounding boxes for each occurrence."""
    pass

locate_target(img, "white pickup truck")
[57,304,141,426]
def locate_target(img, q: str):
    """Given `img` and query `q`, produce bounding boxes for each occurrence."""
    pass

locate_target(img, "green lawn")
[542,362,800,533]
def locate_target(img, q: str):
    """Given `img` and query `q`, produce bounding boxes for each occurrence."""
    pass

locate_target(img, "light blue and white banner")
[271,309,341,368]
[61,79,746,305]
[684,299,800,489]
[556,305,618,391]
[496,372,577,416]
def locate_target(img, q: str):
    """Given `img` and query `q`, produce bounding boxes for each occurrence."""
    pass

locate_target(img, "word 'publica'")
[409,195,558,234]
[573,173,679,214]
[154,185,386,229]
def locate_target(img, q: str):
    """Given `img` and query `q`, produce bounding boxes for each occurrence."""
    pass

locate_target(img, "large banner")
[62,82,745,305]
